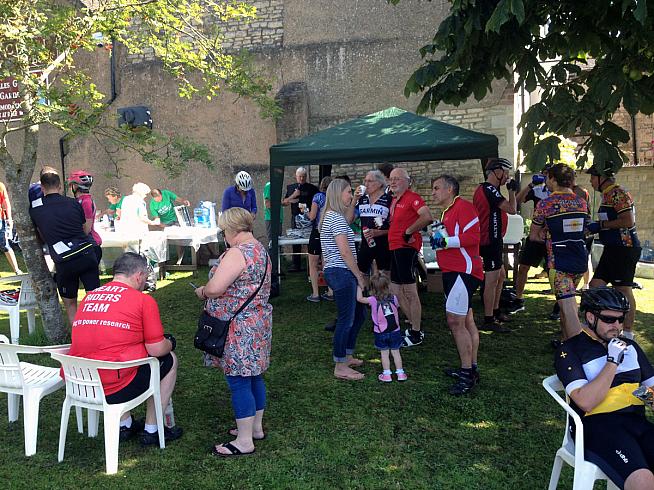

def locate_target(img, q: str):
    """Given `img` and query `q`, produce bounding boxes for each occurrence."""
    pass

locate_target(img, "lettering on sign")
[0,77,23,122]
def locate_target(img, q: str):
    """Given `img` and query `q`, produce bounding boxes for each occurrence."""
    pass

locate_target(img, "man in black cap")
[472,157,517,333]
[585,164,641,339]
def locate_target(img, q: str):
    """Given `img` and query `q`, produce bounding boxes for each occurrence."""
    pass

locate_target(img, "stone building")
[9,0,653,243]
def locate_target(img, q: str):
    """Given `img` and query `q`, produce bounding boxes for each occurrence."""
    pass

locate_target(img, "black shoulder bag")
[194,252,268,358]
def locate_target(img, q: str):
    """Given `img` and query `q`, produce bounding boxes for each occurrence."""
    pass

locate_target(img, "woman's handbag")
[194,252,268,357]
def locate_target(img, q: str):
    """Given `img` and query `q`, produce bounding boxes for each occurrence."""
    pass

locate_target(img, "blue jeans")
[225,375,267,420]
[324,267,366,363]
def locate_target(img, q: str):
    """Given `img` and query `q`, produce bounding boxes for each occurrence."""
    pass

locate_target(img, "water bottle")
[193,206,203,227]
[164,399,175,428]
[362,226,376,248]
[431,220,449,239]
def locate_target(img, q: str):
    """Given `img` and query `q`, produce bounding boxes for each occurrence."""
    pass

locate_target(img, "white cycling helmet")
[235,171,252,191]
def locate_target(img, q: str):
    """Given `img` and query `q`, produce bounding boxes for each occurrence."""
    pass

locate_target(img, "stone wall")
[125,0,284,63]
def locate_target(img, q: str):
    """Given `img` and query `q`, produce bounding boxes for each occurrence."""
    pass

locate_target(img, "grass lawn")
[0,259,653,489]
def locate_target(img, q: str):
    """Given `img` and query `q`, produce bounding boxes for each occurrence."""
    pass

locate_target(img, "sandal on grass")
[228,427,266,440]
[211,442,255,457]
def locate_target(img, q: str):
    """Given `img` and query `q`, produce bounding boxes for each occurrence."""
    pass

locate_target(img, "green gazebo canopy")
[270,107,499,166]
[267,107,499,288]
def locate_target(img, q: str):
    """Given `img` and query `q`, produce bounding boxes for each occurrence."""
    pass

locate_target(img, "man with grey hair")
[282,166,318,272]
[357,170,392,278]
[388,167,433,346]
[67,252,182,446]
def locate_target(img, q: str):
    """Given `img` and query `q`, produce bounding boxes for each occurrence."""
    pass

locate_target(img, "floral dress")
[204,241,272,376]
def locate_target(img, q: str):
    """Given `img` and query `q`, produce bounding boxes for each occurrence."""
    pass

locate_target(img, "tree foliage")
[0,0,278,341]
[391,0,654,175]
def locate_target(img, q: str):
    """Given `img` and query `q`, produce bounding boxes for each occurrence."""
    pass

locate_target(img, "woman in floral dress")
[195,207,272,457]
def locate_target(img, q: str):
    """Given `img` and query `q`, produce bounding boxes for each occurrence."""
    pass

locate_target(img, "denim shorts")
[374,330,403,350]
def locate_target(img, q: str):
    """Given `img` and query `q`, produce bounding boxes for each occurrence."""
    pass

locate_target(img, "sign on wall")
[0,77,23,123]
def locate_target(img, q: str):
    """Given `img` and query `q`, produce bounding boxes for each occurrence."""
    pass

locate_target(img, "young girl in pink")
[357,272,407,382]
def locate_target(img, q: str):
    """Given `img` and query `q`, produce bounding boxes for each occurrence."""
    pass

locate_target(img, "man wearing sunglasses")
[555,287,654,490]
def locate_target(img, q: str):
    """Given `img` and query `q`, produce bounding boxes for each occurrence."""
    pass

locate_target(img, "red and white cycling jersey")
[436,196,483,281]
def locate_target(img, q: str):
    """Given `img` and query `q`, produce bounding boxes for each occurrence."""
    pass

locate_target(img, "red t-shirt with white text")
[389,189,425,251]
[67,281,165,395]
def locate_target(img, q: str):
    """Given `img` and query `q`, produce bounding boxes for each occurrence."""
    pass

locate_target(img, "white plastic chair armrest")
[543,376,586,463]
[51,355,157,371]
[42,345,71,354]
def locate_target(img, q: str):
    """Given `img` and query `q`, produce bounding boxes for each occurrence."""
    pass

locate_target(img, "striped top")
[320,210,356,269]
[556,330,654,417]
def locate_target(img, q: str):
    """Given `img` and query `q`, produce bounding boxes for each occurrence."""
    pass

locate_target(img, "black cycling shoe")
[444,367,480,385]
[140,425,184,446]
[495,311,511,323]
[449,377,475,396]
[478,321,511,333]
[119,418,145,442]
[505,299,525,315]
[402,329,424,347]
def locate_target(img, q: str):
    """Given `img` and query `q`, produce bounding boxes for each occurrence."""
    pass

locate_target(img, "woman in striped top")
[320,179,367,381]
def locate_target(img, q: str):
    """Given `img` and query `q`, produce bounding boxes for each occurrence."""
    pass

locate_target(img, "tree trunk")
[1,125,68,343]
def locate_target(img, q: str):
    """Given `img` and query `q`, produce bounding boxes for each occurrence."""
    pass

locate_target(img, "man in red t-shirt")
[388,168,433,347]
[431,175,483,395]
[68,252,182,446]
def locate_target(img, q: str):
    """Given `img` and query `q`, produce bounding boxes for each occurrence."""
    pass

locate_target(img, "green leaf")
[485,0,511,33]
[509,0,525,24]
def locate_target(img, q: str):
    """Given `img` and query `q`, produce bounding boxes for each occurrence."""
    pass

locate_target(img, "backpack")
[375,296,399,334]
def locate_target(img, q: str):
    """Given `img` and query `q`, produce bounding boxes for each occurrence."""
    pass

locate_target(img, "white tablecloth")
[164,226,221,251]
[97,229,168,270]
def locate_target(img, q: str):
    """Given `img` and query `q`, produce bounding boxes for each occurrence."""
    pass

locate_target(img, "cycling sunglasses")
[595,313,625,324]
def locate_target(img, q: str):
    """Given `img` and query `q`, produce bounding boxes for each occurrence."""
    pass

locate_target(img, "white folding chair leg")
[572,462,600,490]
[88,409,99,437]
[22,391,41,456]
[58,399,72,463]
[75,407,84,433]
[548,453,564,490]
[7,393,19,422]
[27,309,36,336]
[103,409,122,475]
[154,395,165,449]
[9,308,20,344]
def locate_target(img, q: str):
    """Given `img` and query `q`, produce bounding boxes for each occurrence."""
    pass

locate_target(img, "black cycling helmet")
[580,287,630,314]
[486,157,512,172]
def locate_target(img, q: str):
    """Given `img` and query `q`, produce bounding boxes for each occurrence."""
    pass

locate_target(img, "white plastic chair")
[0,275,38,344]
[0,335,74,456]
[50,352,165,474]
[542,375,620,490]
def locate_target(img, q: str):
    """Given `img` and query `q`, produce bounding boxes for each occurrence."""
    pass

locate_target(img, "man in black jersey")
[555,287,654,489]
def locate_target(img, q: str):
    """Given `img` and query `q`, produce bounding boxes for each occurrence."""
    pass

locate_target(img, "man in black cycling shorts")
[586,164,642,339]
[388,168,433,347]
[472,158,517,333]
[555,287,654,489]
[431,175,484,395]
[29,167,101,325]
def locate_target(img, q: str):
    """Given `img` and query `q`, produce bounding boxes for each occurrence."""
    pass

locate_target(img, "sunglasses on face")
[596,313,625,324]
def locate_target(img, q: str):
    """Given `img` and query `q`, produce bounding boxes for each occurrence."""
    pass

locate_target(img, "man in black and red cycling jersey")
[431,175,483,395]
[472,157,517,333]
[555,287,654,490]
[586,163,641,339]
